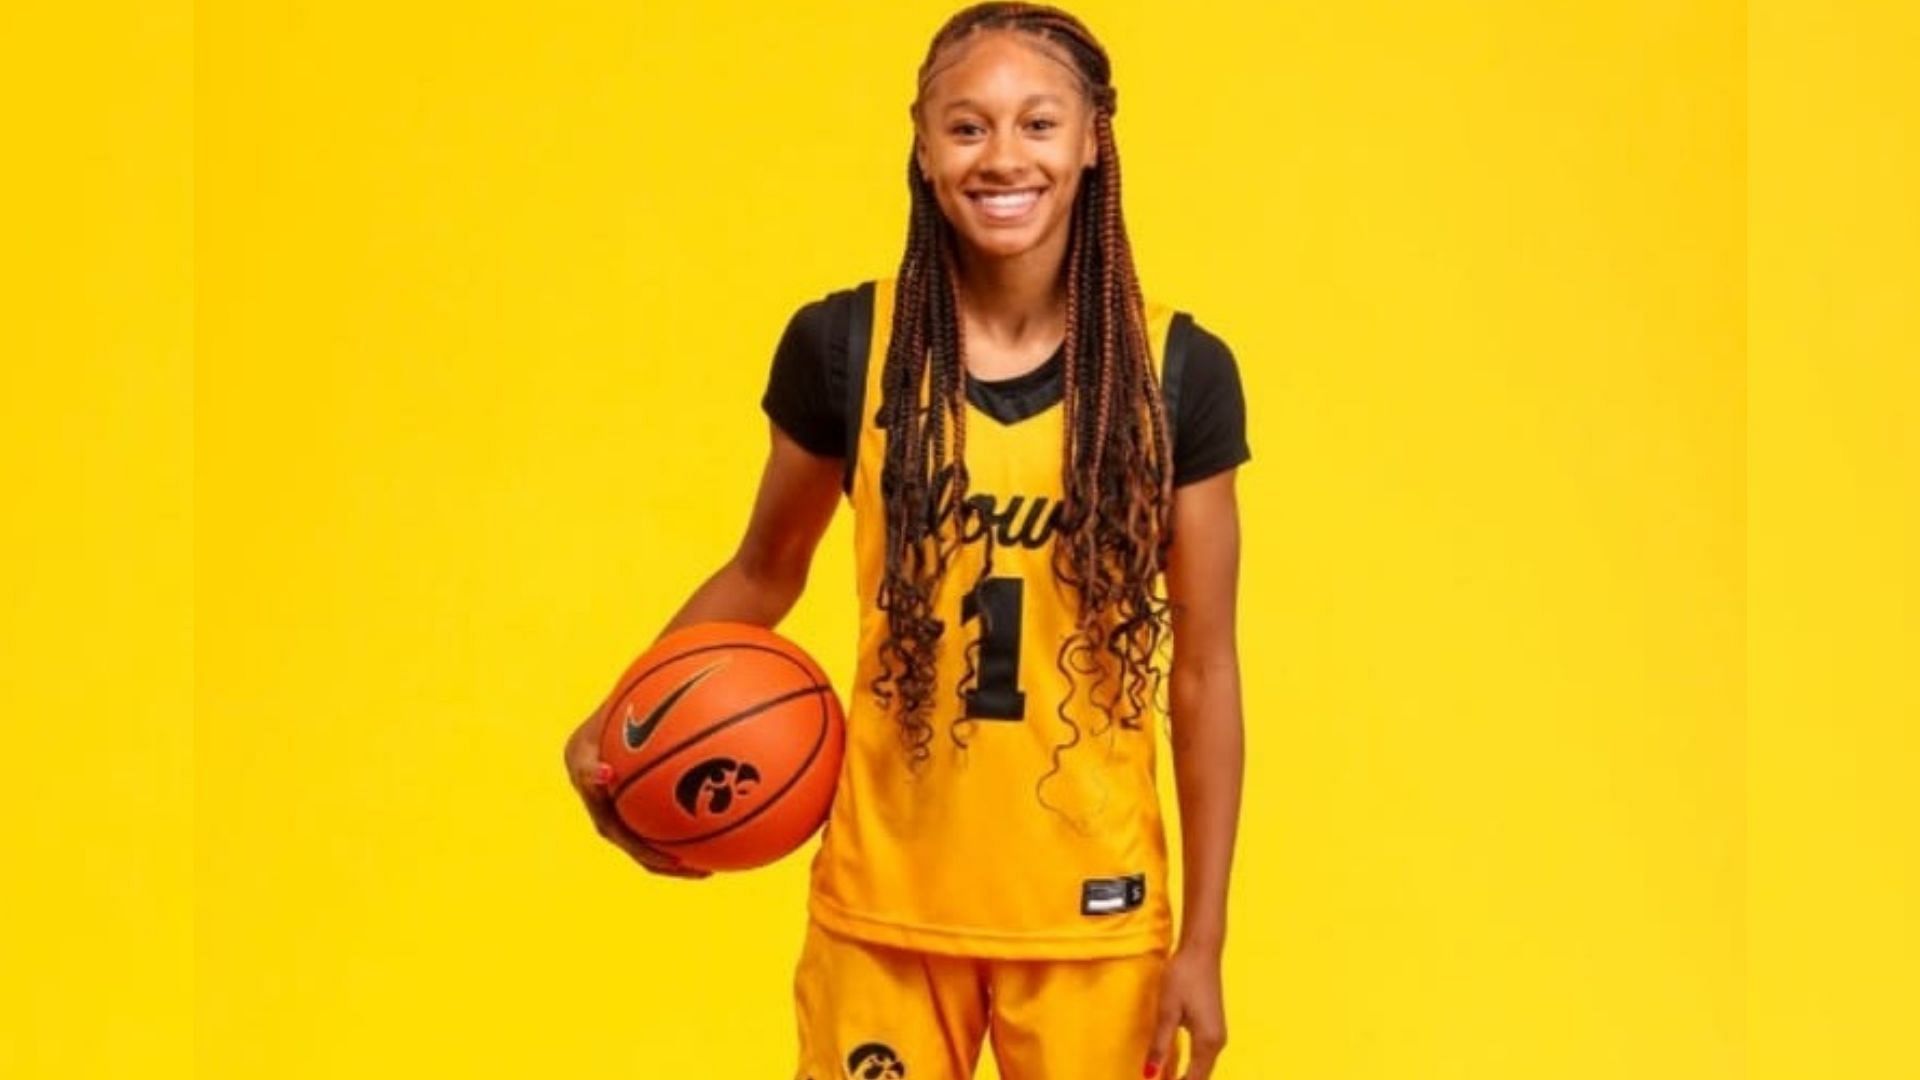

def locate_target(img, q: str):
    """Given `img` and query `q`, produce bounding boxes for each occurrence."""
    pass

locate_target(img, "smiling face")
[912,29,1100,267]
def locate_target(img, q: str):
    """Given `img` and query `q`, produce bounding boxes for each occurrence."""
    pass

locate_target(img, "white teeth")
[970,189,1043,222]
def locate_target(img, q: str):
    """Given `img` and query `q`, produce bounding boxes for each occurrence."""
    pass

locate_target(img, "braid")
[870,3,1175,812]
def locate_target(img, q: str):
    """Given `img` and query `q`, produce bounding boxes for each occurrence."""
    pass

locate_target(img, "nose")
[978,126,1030,182]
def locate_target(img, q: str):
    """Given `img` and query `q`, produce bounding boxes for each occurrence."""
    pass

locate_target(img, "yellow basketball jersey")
[806,277,1184,960]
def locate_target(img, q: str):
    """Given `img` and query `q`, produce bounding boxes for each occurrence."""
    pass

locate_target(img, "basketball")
[595,621,845,872]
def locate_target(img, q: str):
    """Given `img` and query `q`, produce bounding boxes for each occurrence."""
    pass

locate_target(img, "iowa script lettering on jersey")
[912,461,1065,550]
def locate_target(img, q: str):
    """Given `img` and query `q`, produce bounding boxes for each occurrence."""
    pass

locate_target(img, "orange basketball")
[595,621,844,872]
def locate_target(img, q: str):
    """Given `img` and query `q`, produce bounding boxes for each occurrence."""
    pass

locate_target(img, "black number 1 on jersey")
[961,575,1026,720]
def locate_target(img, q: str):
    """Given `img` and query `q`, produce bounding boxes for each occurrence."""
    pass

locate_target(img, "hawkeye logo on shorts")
[1081,872,1147,916]
[623,660,726,750]
[846,1042,906,1079]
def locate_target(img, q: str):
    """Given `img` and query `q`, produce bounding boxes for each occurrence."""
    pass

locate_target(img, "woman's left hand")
[1145,944,1227,1079]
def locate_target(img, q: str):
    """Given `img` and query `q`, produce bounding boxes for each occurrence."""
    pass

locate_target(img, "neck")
[952,228,1071,352]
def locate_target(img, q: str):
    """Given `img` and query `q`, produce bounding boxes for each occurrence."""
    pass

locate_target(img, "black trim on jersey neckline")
[837,281,1195,488]
[964,344,1066,425]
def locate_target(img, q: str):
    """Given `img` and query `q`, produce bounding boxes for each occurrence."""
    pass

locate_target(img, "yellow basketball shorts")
[792,917,1168,1080]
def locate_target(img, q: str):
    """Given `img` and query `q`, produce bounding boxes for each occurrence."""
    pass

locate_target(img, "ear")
[1081,123,1098,170]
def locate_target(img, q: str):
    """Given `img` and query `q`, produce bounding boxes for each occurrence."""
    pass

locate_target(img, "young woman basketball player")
[564,5,1248,1078]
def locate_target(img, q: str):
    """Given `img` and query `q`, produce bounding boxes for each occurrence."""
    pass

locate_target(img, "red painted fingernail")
[1144,1064,1158,1078]
[594,762,613,786]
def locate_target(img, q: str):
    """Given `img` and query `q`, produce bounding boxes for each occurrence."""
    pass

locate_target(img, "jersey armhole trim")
[1163,310,1195,472]
[842,280,876,496]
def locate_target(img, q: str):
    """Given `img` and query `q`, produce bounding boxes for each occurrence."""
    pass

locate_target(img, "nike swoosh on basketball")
[624,661,726,750]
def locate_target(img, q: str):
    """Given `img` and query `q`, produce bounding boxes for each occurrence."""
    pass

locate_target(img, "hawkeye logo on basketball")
[675,757,760,816]
[923,462,1061,549]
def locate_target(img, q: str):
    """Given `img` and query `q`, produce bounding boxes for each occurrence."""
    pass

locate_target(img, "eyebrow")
[941,93,1067,113]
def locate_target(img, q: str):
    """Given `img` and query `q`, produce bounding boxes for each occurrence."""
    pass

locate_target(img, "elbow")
[1168,654,1245,726]
[1171,648,1240,686]
[731,548,809,606]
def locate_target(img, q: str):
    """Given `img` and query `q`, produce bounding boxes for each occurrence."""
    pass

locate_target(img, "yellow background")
[1747,3,1917,1079]
[9,1,1905,1077]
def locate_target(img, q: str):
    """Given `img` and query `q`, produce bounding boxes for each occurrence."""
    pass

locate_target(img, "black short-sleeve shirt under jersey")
[759,287,1252,487]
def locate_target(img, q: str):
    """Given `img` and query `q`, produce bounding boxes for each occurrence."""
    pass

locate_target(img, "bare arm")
[653,421,846,639]
[1147,465,1245,1079]
[1165,467,1246,952]
[563,421,845,876]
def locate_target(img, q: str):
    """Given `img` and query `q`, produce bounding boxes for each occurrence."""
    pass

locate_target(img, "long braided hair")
[868,3,1175,811]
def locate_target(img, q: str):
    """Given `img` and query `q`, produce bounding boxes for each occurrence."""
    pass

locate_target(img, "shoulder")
[798,280,876,315]
[1143,297,1235,373]
[1187,318,1232,362]
[774,282,875,371]
[784,283,859,335]
[1165,313,1244,409]
[1172,313,1237,376]
[1162,311,1251,486]
[783,282,878,354]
